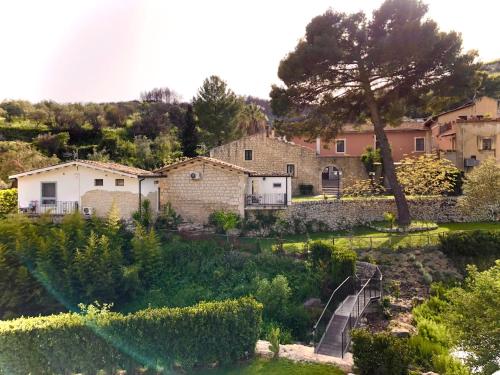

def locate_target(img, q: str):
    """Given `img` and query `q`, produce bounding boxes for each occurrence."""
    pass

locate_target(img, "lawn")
[195,358,344,375]
[240,222,500,253]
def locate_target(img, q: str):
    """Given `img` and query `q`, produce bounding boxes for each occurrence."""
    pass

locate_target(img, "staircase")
[322,187,341,196]
[313,263,382,358]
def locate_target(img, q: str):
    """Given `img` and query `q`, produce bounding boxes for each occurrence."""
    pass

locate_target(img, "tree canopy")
[270,0,477,224]
[193,75,243,147]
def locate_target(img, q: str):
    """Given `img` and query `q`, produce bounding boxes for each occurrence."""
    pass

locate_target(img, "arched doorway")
[321,166,341,195]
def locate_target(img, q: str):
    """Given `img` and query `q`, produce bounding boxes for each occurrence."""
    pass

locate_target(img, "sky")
[0,0,498,103]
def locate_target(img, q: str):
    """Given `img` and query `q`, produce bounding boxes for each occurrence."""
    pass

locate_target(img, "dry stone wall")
[271,197,495,233]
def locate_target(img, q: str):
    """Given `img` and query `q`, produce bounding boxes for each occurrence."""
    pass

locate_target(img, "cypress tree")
[181,104,199,157]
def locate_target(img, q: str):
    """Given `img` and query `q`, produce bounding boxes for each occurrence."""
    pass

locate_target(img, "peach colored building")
[425,96,500,170]
[292,121,431,161]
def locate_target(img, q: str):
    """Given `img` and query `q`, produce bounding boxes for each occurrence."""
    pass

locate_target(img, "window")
[415,137,425,152]
[336,139,346,153]
[286,164,296,177]
[115,179,124,186]
[482,138,492,151]
[458,115,467,120]
[41,182,56,205]
[273,183,282,188]
[94,179,103,186]
[244,149,253,160]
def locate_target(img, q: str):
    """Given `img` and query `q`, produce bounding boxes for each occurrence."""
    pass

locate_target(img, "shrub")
[209,210,241,234]
[408,335,446,368]
[255,275,291,321]
[268,326,281,359]
[0,188,17,217]
[439,230,500,259]
[0,297,262,374]
[352,329,411,375]
[309,240,333,268]
[383,211,396,229]
[298,184,314,195]
[331,244,357,287]
[432,354,471,375]
[155,202,182,231]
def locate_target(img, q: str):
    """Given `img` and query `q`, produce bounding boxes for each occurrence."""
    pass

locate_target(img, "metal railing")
[245,193,287,207]
[312,276,357,346]
[19,201,79,215]
[339,267,382,357]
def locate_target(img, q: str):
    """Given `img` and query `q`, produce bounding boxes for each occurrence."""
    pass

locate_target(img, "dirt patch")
[357,247,462,332]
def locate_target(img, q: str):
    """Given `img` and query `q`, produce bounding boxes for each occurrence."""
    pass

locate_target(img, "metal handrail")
[312,275,362,352]
[313,275,354,331]
[339,269,382,357]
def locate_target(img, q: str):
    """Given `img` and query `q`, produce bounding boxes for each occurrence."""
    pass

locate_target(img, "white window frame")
[115,178,125,186]
[41,181,57,205]
[244,149,253,161]
[286,164,296,177]
[94,178,103,186]
[336,139,346,154]
[414,137,425,152]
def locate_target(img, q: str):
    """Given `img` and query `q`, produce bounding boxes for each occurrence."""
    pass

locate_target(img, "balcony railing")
[19,201,79,215]
[245,193,287,207]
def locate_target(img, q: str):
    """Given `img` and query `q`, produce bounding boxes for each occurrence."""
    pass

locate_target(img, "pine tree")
[181,104,199,157]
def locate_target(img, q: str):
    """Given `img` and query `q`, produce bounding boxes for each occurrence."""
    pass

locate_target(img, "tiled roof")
[250,172,292,177]
[155,156,256,174]
[340,121,427,133]
[9,159,159,179]
[75,159,157,176]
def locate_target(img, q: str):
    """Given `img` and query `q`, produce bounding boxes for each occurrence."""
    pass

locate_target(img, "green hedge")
[439,230,500,258]
[0,297,262,374]
[0,188,17,217]
[352,329,411,375]
[331,245,357,286]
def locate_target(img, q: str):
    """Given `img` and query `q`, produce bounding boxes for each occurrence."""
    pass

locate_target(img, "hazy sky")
[0,0,498,103]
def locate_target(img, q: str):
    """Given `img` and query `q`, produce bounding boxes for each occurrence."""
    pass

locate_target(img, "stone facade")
[158,159,248,223]
[210,133,367,195]
[272,197,494,233]
[81,190,141,218]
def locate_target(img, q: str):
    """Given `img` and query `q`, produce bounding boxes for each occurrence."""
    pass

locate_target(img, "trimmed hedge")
[0,297,262,374]
[0,188,17,217]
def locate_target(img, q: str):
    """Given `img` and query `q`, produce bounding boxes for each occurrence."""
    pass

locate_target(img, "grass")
[240,222,500,253]
[194,358,344,375]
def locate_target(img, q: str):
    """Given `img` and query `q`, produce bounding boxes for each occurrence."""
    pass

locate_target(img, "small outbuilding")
[155,157,292,223]
[9,159,162,219]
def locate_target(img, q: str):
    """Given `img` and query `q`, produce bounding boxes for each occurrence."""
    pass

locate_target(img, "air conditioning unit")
[464,158,480,167]
[189,171,201,180]
[82,207,94,216]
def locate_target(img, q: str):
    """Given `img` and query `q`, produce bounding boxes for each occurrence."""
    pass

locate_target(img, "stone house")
[155,156,291,223]
[9,159,161,219]
[425,96,500,170]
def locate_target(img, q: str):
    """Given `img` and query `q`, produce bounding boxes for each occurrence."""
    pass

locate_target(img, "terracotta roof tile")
[155,156,255,174]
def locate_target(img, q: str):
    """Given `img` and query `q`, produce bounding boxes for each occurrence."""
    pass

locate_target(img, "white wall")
[246,176,292,205]
[16,163,160,216]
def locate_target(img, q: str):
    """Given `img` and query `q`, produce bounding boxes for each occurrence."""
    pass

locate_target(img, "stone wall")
[210,133,366,195]
[272,197,494,233]
[158,161,247,223]
[81,190,141,219]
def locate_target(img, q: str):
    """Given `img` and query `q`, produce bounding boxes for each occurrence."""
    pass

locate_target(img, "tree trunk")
[363,93,411,226]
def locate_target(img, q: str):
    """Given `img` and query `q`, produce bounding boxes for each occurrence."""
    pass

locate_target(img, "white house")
[9,159,162,219]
